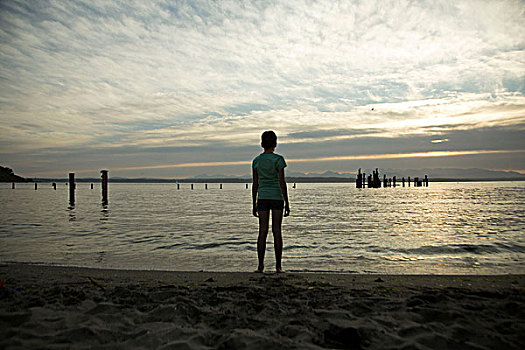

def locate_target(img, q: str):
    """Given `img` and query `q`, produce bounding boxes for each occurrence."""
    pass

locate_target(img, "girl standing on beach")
[252,131,290,273]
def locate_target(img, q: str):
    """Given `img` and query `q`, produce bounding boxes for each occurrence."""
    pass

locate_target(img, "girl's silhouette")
[252,131,290,273]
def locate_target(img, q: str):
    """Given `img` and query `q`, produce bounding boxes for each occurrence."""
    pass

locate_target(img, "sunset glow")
[100,149,524,174]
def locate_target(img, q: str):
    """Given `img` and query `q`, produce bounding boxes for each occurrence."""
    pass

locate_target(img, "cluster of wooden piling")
[66,171,109,205]
[10,171,269,211]
[9,171,109,206]
[356,168,428,188]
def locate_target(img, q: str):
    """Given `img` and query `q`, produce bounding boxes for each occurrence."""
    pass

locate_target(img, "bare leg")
[256,210,269,272]
[272,209,284,272]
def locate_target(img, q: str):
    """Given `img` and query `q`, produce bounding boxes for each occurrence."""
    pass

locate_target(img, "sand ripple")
[1,265,524,349]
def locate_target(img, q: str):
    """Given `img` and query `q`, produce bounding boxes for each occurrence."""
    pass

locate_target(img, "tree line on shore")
[0,166,30,182]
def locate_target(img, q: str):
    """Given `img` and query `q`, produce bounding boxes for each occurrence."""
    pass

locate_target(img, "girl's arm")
[278,169,290,217]
[252,168,259,217]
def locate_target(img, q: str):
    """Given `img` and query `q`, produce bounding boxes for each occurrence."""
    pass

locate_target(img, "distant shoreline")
[7,177,525,183]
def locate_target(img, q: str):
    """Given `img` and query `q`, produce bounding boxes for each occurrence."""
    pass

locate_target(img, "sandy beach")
[1,264,524,349]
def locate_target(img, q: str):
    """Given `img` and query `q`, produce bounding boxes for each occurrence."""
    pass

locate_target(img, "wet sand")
[1,263,524,349]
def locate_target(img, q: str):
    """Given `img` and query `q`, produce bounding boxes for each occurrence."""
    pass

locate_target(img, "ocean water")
[1,181,524,274]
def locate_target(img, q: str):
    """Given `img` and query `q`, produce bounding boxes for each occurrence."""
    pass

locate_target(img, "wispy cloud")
[1,0,524,176]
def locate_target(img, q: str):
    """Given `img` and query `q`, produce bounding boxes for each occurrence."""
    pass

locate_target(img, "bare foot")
[254,267,264,273]
[275,268,285,273]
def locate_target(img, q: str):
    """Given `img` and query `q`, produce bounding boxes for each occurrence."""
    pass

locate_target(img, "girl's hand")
[284,204,290,217]
[253,207,258,217]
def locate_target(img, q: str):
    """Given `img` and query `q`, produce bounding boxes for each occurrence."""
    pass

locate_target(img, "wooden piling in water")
[356,168,362,188]
[408,176,411,187]
[383,175,387,188]
[177,183,180,190]
[220,184,222,190]
[69,173,75,205]
[402,177,405,187]
[373,169,381,188]
[191,184,194,190]
[34,182,37,190]
[425,175,429,187]
[393,176,396,188]
[246,183,249,189]
[205,184,208,190]
[101,170,108,205]
[91,183,94,190]
[12,182,15,189]
[52,182,56,190]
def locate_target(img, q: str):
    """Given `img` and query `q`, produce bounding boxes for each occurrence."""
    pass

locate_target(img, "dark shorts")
[257,199,284,211]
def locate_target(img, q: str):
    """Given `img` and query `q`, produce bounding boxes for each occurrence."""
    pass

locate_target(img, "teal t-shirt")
[252,153,287,200]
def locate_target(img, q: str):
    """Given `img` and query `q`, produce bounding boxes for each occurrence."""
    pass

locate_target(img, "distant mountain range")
[353,168,525,180]
[188,170,353,179]
[190,168,525,181]
[4,165,525,183]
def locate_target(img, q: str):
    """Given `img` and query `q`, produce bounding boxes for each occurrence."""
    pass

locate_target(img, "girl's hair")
[261,130,277,149]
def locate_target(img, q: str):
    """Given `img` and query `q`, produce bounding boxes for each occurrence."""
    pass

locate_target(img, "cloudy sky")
[1,0,524,178]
